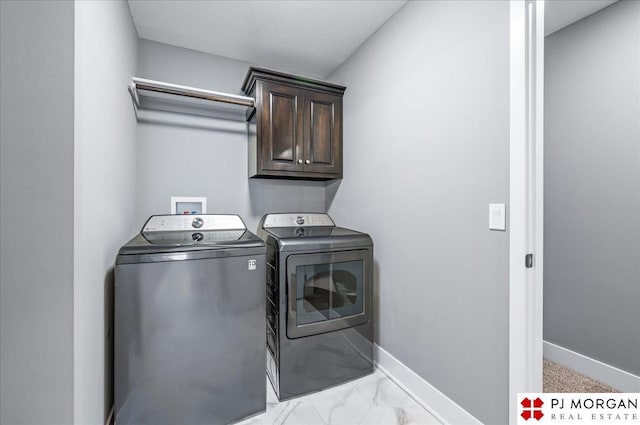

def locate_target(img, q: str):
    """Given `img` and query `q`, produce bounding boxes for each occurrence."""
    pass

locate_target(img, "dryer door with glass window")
[286,249,371,338]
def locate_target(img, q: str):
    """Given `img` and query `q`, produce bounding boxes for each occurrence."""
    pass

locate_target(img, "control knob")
[192,232,204,242]
[296,216,305,225]
[192,217,204,229]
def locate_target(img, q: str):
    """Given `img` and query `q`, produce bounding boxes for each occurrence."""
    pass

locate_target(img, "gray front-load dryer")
[115,214,266,425]
[257,213,374,401]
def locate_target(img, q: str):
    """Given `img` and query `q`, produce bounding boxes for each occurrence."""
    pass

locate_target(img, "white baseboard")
[543,340,640,392]
[374,344,482,425]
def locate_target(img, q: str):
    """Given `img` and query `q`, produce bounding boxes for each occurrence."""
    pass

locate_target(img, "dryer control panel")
[261,213,335,228]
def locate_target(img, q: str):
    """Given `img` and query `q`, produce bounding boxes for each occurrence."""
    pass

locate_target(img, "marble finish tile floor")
[235,369,441,425]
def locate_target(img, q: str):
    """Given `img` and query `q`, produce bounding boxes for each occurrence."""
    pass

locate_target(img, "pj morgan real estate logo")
[517,393,639,424]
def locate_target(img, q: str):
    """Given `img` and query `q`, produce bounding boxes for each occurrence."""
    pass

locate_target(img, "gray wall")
[0,1,75,424]
[544,0,640,375]
[73,1,139,423]
[135,40,325,232]
[327,1,510,423]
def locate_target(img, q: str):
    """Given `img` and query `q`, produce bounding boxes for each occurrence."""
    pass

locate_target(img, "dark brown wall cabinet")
[242,68,345,180]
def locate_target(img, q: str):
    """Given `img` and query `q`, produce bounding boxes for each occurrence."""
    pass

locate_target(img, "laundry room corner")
[134,39,328,234]
[73,1,139,423]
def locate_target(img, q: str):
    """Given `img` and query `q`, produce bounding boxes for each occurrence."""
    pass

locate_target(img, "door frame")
[509,1,544,424]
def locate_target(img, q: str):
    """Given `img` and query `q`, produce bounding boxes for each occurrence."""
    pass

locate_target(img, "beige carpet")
[543,359,620,393]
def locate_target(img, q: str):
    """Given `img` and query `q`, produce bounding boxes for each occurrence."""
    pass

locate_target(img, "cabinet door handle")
[297,159,303,164]
[305,159,310,164]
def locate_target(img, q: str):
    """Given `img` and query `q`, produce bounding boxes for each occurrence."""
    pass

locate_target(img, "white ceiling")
[128,0,407,79]
[128,0,619,79]
[545,0,617,36]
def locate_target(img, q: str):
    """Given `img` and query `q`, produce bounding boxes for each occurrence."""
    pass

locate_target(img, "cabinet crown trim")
[242,67,346,96]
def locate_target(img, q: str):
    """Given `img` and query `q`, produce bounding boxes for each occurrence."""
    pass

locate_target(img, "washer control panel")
[143,214,246,232]
[262,213,335,228]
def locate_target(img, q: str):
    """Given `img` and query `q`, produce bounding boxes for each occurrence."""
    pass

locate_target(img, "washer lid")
[118,229,264,255]
[143,229,248,245]
[117,214,265,259]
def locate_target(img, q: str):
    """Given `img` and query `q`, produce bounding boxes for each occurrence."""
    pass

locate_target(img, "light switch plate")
[489,203,506,231]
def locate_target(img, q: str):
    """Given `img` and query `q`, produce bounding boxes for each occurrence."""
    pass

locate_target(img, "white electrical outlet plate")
[489,203,506,231]
[171,196,207,215]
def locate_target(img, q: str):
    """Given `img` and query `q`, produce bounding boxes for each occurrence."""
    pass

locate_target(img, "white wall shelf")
[129,77,255,121]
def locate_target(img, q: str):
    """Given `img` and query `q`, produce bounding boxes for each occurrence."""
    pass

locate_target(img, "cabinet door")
[302,91,342,176]
[259,82,304,173]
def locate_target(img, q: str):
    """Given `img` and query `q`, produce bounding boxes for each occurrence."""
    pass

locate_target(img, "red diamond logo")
[521,397,544,421]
